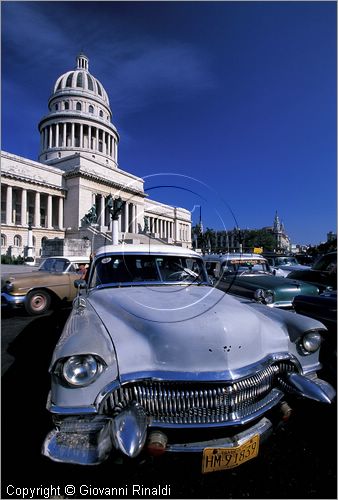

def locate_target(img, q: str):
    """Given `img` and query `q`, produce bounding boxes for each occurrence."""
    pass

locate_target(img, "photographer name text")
[6,483,172,498]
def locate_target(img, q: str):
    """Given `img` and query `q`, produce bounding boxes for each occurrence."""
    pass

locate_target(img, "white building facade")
[1,54,191,259]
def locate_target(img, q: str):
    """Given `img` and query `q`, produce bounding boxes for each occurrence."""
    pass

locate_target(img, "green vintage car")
[1,256,90,315]
[203,253,319,308]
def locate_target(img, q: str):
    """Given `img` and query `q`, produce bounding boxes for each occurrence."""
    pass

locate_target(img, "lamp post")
[25,218,35,265]
[107,195,125,245]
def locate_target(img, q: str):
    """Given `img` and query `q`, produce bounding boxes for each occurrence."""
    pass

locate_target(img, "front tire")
[25,289,51,316]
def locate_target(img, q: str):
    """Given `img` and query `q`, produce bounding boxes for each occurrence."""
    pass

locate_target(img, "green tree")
[242,230,276,252]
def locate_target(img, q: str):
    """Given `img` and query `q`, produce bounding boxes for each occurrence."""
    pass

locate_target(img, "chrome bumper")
[1,292,26,307]
[42,410,272,466]
[166,416,272,452]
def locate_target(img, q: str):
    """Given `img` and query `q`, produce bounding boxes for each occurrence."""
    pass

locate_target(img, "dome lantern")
[76,53,89,71]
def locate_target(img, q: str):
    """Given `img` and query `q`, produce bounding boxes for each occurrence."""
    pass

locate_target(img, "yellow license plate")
[202,434,260,474]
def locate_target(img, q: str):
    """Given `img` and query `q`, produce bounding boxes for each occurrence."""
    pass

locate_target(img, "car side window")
[54,260,70,272]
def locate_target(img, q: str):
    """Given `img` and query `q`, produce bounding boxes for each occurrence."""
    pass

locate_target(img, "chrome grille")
[103,361,297,425]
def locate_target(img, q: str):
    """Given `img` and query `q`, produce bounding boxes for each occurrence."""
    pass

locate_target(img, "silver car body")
[43,244,335,468]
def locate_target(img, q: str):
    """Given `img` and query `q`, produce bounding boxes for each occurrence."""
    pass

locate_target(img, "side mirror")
[208,276,215,286]
[74,279,87,289]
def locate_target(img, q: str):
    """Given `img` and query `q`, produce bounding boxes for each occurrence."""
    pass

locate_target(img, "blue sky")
[2,1,337,245]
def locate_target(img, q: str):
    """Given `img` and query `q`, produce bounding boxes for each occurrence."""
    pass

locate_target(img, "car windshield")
[221,259,270,276]
[89,254,208,287]
[275,257,299,266]
[38,258,70,273]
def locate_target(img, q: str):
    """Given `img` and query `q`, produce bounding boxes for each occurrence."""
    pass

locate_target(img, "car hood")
[279,264,310,272]
[227,274,315,291]
[1,270,73,290]
[86,285,289,378]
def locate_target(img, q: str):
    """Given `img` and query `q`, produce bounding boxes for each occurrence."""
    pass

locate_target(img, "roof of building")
[53,53,110,106]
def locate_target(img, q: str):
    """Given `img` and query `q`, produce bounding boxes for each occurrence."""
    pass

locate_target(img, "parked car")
[287,252,337,292]
[1,256,90,315]
[293,290,337,383]
[262,253,311,277]
[42,244,335,473]
[203,253,319,308]
[293,253,315,266]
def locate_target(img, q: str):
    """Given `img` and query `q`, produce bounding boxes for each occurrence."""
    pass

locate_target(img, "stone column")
[102,131,106,154]
[134,205,138,233]
[71,123,75,147]
[6,186,13,225]
[63,123,67,148]
[88,126,92,150]
[47,195,53,229]
[34,192,41,227]
[80,124,83,148]
[123,204,128,233]
[96,128,99,152]
[58,197,64,230]
[48,125,53,148]
[100,195,105,228]
[21,189,27,227]
[56,123,59,147]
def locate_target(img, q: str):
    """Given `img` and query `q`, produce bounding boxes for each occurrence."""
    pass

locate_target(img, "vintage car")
[1,256,90,315]
[293,290,337,384]
[42,244,335,473]
[203,253,319,308]
[287,252,337,293]
[262,253,311,277]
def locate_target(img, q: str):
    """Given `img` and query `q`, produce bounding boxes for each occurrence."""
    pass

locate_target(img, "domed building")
[1,54,192,260]
[38,53,119,168]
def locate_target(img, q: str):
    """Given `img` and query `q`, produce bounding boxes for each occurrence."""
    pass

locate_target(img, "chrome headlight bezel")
[254,288,275,305]
[55,354,105,387]
[5,282,14,292]
[298,331,322,355]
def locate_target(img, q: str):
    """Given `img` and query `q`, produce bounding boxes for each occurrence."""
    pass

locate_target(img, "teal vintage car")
[203,253,320,308]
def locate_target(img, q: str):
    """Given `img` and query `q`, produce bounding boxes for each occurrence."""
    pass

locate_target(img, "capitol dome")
[53,53,110,106]
[38,53,119,168]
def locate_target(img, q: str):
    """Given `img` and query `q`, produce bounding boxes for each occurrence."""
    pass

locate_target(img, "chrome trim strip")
[117,353,296,384]
[269,301,293,308]
[91,281,209,290]
[48,404,97,415]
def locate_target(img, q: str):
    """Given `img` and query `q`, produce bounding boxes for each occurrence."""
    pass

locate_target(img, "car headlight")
[5,282,14,292]
[299,331,322,355]
[61,355,104,387]
[254,289,275,305]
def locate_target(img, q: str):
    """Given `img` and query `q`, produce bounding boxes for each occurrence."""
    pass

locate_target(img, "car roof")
[95,243,200,258]
[42,256,90,262]
[203,253,267,261]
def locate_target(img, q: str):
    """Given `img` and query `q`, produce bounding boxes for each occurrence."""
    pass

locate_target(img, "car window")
[276,257,298,266]
[313,254,337,272]
[90,255,207,287]
[39,258,70,272]
[221,259,269,275]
